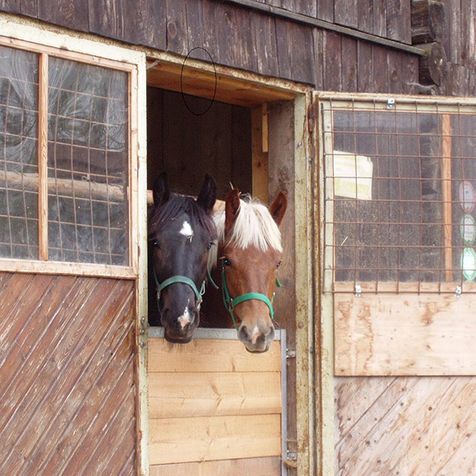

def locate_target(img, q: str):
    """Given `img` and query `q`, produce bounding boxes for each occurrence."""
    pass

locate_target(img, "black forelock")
[148,195,217,239]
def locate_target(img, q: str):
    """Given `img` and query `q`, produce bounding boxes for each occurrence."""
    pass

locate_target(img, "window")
[0,46,39,259]
[322,98,476,293]
[0,40,133,269]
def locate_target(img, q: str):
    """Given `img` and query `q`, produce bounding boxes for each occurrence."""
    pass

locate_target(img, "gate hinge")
[283,450,298,469]
[286,348,296,359]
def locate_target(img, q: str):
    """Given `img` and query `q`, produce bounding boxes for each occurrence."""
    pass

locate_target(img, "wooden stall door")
[317,96,476,475]
[148,329,286,475]
[0,273,138,474]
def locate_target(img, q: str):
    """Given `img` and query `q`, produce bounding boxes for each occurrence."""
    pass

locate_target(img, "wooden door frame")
[144,55,315,476]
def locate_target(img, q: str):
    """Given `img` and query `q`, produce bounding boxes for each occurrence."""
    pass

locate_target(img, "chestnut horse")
[148,174,217,343]
[204,188,287,352]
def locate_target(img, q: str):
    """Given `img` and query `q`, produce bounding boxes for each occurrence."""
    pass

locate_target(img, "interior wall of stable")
[146,87,252,198]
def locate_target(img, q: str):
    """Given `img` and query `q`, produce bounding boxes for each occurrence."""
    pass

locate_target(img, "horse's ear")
[269,191,287,226]
[196,174,217,214]
[225,188,241,237]
[153,173,170,207]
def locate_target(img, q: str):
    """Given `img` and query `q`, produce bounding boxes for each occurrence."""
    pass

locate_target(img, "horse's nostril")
[238,325,248,341]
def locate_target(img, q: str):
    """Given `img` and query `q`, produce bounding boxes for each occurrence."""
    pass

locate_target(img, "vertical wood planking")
[341,36,357,92]
[165,0,189,55]
[249,11,279,77]
[441,114,452,281]
[334,0,357,29]
[317,0,334,22]
[38,0,88,31]
[323,31,342,91]
[20,0,38,17]
[38,53,48,260]
[357,41,373,92]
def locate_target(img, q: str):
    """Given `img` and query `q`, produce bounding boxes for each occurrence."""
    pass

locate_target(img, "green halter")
[220,262,279,328]
[153,269,206,305]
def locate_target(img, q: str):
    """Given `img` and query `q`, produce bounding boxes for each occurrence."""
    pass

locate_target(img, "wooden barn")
[0,1,475,475]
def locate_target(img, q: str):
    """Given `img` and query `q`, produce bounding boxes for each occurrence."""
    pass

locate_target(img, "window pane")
[47,57,129,265]
[0,46,39,259]
[328,107,476,288]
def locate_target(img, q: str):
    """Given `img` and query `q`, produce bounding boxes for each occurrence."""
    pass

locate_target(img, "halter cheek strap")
[153,269,206,305]
[221,265,277,328]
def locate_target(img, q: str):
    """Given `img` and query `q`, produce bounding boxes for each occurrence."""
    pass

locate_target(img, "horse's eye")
[151,239,160,248]
[277,260,282,269]
[207,241,214,250]
[223,258,232,266]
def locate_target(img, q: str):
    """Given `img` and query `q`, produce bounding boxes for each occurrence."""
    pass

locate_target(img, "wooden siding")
[257,0,412,44]
[148,337,282,472]
[334,293,476,376]
[0,272,137,475]
[335,376,476,475]
[0,1,420,94]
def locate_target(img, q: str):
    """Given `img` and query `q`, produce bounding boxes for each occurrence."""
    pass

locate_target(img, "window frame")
[319,93,476,294]
[0,18,144,278]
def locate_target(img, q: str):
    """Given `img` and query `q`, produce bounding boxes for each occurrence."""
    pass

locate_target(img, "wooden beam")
[38,53,48,261]
[150,457,281,476]
[148,371,281,418]
[335,293,476,376]
[149,414,281,464]
[148,338,281,373]
[441,114,452,282]
[251,107,269,203]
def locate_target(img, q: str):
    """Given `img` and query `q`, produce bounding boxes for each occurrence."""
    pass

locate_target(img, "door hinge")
[283,450,298,469]
[286,348,296,359]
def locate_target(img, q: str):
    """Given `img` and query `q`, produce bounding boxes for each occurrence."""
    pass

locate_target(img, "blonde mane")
[208,198,282,268]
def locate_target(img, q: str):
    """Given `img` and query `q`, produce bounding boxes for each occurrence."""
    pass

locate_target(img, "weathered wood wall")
[411,0,476,95]
[335,376,476,475]
[257,0,412,44]
[0,272,137,474]
[148,336,282,474]
[0,0,421,95]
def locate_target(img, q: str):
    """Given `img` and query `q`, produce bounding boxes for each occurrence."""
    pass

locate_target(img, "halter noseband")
[153,269,206,306]
[220,261,279,328]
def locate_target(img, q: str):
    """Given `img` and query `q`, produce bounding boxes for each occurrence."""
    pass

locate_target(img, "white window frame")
[0,15,146,279]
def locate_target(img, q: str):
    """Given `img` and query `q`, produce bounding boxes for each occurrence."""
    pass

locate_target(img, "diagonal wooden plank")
[17,282,135,473]
[335,376,396,439]
[0,279,119,469]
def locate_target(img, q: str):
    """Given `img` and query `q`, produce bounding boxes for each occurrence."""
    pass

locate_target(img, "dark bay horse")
[203,188,287,352]
[148,174,217,343]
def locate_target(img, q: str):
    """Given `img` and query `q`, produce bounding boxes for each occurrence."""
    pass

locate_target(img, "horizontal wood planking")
[149,371,281,418]
[335,293,476,376]
[149,414,281,464]
[0,273,137,474]
[148,337,281,372]
[335,376,476,475]
[150,456,281,476]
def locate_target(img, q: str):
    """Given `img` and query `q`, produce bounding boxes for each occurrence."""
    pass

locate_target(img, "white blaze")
[250,325,260,345]
[177,306,192,329]
[179,220,194,240]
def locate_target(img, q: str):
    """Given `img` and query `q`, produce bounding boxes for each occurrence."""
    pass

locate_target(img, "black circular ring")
[180,47,217,116]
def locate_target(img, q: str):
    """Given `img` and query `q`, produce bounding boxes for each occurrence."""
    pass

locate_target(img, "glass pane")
[0,46,39,259]
[329,107,476,287]
[47,57,129,265]
[331,109,443,284]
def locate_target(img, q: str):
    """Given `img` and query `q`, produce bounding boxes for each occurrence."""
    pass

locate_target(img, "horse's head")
[149,173,217,343]
[213,188,287,352]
